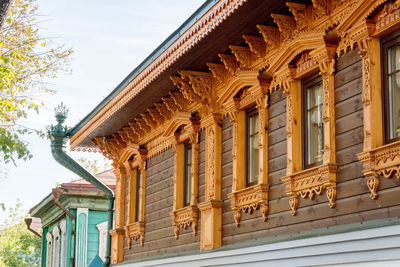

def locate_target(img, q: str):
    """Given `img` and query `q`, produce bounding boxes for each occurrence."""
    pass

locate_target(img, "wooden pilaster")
[111,165,125,264]
[198,112,223,250]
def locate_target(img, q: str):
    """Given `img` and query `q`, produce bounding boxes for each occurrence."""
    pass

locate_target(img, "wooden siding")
[124,138,205,260]
[87,211,108,265]
[122,47,400,261]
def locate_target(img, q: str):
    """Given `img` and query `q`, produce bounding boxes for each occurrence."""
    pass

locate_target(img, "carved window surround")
[347,4,400,199]
[225,83,270,226]
[282,163,337,215]
[163,112,200,240]
[358,141,400,199]
[278,40,338,215]
[123,145,147,248]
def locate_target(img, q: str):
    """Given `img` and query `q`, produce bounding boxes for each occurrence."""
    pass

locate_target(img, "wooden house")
[68,0,400,265]
[29,170,115,267]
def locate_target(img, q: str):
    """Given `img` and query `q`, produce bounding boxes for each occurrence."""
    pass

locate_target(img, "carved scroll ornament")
[170,205,199,240]
[125,222,145,248]
[281,163,337,215]
[358,141,400,199]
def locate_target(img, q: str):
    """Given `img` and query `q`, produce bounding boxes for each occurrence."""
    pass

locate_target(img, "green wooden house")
[28,170,115,267]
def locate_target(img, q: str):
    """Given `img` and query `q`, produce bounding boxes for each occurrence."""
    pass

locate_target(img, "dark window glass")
[183,144,192,207]
[246,109,259,187]
[303,77,323,168]
[135,170,141,222]
[383,39,400,143]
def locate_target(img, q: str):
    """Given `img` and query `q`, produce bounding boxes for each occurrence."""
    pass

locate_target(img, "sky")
[0,0,205,224]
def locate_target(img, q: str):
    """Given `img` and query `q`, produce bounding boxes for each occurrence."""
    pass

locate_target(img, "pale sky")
[0,0,205,223]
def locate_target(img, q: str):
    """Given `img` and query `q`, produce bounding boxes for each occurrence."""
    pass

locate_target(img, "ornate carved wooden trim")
[170,205,199,240]
[358,141,400,199]
[229,45,257,69]
[281,163,337,215]
[243,35,266,58]
[125,222,145,248]
[271,14,296,42]
[227,183,269,227]
[165,113,200,240]
[207,63,228,83]
[218,54,240,75]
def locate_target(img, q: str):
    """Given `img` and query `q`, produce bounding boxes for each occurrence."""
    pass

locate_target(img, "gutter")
[48,103,115,267]
[24,218,41,238]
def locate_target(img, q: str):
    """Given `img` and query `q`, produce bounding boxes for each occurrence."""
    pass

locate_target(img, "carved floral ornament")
[163,112,201,240]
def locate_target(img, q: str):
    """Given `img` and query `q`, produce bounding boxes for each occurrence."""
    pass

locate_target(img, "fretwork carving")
[218,54,240,75]
[128,122,142,139]
[286,2,308,30]
[171,75,201,103]
[154,103,171,121]
[256,25,280,52]
[207,63,228,83]
[243,35,266,58]
[162,96,179,113]
[271,14,296,42]
[281,163,337,215]
[358,141,400,199]
[170,91,187,110]
[179,70,215,105]
[229,45,257,69]
[136,117,151,132]
[228,184,269,227]
[312,0,328,18]
[170,206,199,240]
[125,222,145,248]
[141,112,157,129]
[148,107,164,125]
[93,135,126,162]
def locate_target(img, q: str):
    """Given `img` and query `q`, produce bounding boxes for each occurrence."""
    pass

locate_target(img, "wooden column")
[256,95,269,185]
[110,164,125,264]
[198,112,223,250]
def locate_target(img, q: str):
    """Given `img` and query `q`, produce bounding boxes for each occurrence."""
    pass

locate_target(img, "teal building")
[28,170,115,267]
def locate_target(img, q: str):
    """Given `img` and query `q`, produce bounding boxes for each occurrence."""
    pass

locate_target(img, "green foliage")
[0,0,73,165]
[0,200,41,267]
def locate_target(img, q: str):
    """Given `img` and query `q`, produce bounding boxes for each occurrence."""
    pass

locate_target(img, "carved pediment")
[162,112,194,138]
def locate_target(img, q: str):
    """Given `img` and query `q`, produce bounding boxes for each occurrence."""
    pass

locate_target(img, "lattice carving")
[170,206,199,240]
[281,163,337,215]
[228,184,269,227]
[207,63,228,83]
[271,14,296,42]
[162,96,179,113]
[171,75,201,103]
[170,91,187,110]
[218,54,240,75]
[257,25,280,53]
[243,35,266,58]
[125,222,145,248]
[358,141,400,199]
[179,70,215,105]
[286,2,308,30]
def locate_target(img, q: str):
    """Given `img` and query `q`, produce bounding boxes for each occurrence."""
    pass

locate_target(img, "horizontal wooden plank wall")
[221,47,400,247]
[123,47,400,262]
[124,134,205,260]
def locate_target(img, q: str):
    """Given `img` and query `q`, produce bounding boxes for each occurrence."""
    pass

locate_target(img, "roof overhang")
[70,0,291,150]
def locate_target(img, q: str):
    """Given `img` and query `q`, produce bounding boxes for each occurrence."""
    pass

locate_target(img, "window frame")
[302,74,324,169]
[382,31,400,144]
[245,107,259,187]
[183,143,192,207]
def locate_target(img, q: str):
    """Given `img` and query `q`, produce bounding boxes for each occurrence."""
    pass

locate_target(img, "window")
[246,109,259,187]
[383,35,400,143]
[183,144,192,207]
[134,170,141,222]
[303,76,323,168]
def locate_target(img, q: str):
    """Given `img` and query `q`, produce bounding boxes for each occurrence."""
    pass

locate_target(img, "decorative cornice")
[70,0,250,149]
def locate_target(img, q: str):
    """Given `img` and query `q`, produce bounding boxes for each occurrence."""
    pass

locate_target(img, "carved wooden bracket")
[358,141,400,199]
[256,25,280,53]
[170,205,199,240]
[125,222,145,248]
[243,35,266,58]
[207,63,228,83]
[171,75,201,103]
[281,163,337,215]
[271,14,296,42]
[286,2,308,30]
[218,53,240,75]
[227,183,269,227]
